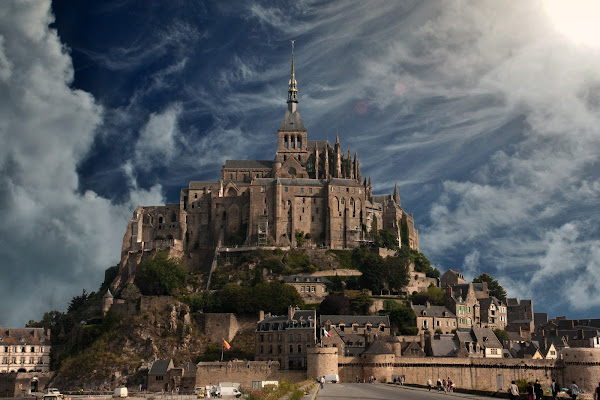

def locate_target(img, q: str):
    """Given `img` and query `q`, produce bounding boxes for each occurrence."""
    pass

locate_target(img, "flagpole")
[221,338,224,362]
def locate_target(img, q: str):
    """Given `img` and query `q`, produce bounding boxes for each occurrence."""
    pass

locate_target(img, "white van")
[113,387,128,398]
[214,386,241,398]
[324,374,339,383]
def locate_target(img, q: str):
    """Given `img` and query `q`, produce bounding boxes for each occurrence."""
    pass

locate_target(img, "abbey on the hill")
[121,47,419,257]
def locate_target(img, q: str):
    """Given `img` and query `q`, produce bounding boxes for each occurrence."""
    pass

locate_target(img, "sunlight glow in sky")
[544,0,600,48]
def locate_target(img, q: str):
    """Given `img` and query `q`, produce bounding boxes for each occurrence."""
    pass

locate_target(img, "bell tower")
[277,41,308,164]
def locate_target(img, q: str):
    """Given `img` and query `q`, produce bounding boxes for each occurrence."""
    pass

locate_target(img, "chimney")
[259,310,265,322]
[445,286,452,299]
[425,301,430,308]
[288,305,295,320]
[46,329,51,340]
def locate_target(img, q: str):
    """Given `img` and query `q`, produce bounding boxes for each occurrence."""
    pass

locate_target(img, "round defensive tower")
[560,348,600,392]
[307,346,338,380]
[360,340,395,383]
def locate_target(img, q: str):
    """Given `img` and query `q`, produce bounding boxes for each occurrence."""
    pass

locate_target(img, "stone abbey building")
[121,48,419,261]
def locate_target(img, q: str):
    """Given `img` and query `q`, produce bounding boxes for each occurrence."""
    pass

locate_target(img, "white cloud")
[0,1,164,327]
[134,103,182,169]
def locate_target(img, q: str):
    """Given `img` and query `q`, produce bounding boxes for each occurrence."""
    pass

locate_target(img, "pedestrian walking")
[437,379,442,391]
[595,382,600,400]
[320,376,325,389]
[570,381,579,400]
[534,380,543,400]
[427,378,432,391]
[509,381,520,400]
[443,378,447,393]
[551,379,559,400]
[527,382,534,400]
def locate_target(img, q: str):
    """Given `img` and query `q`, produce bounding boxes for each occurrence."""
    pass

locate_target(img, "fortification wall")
[0,372,53,397]
[194,361,304,390]
[558,348,600,393]
[337,357,558,390]
[200,313,239,343]
[307,347,338,379]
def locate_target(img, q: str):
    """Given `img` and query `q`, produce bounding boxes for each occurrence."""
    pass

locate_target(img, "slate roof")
[329,178,363,187]
[149,359,173,375]
[223,160,273,169]
[430,334,461,357]
[189,181,219,189]
[276,178,325,187]
[0,328,49,345]
[320,315,390,328]
[279,110,307,131]
[457,327,502,349]
[363,340,393,355]
[258,310,316,331]
[372,194,392,204]
[307,140,329,150]
[284,275,331,284]
[478,296,505,310]
[412,305,456,318]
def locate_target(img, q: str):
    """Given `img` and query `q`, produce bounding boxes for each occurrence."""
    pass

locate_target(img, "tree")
[67,289,88,313]
[349,290,373,315]
[382,256,409,292]
[384,303,416,334]
[473,273,507,301]
[134,252,188,296]
[374,229,398,250]
[320,294,351,315]
[493,328,509,341]
[409,249,440,278]
[411,284,445,306]
[352,247,385,293]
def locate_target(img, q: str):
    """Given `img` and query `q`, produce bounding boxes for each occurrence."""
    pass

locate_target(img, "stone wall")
[307,347,338,379]
[338,357,557,391]
[0,372,53,397]
[559,348,600,393]
[194,361,304,390]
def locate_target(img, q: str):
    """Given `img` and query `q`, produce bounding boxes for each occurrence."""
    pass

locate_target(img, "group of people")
[509,379,600,400]
[426,378,454,392]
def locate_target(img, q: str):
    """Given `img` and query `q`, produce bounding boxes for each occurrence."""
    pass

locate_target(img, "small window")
[285,187,288,192]
[309,188,312,193]
[300,188,304,193]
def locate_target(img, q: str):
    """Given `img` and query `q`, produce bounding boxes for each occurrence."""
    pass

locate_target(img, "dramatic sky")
[2,0,600,327]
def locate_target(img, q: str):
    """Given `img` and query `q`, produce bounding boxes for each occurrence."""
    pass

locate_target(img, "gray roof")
[372,194,392,204]
[284,275,331,284]
[363,340,393,355]
[320,315,390,328]
[258,310,316,331]
[149,359,173,375]
[253,178,276,185]
[103,289,113,298]
[279,109,307,131]
[307,140,329,150]
[472,327,502,348]
[277,178,325,187]
[189,181,219,189]
[430,334,460,357]
[329,178,363,187]
[479,296,505,309]
[412,305,456,318]
[223,160,273,169]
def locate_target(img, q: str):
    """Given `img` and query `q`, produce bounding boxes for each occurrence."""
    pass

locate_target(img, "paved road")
[314,383,500,400]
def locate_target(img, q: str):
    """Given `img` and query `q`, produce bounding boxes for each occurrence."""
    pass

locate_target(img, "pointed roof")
[287,40,298,105]
[335,131,340,145]
[393,183,400,205]
[103,289,113,298]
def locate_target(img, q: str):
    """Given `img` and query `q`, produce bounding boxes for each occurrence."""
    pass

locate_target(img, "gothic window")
[291,136,295,148]
[298,137,302,148]
[284,135,289,148]
[158,216,163,224]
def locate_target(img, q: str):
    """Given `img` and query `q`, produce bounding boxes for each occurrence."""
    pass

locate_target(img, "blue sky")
[2,0,600,327]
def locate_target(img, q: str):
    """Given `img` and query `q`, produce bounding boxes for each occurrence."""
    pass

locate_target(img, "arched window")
[158,216,163,224]
[284,135,289,148]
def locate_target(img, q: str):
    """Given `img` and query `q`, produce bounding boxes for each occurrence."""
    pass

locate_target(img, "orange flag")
[223,338,231,350]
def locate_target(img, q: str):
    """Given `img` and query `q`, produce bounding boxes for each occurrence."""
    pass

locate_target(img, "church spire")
[287,40,298,112]
[393,182,400,205]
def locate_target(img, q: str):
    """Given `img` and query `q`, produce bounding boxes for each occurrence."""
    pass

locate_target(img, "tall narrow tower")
[276,41,308,164]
